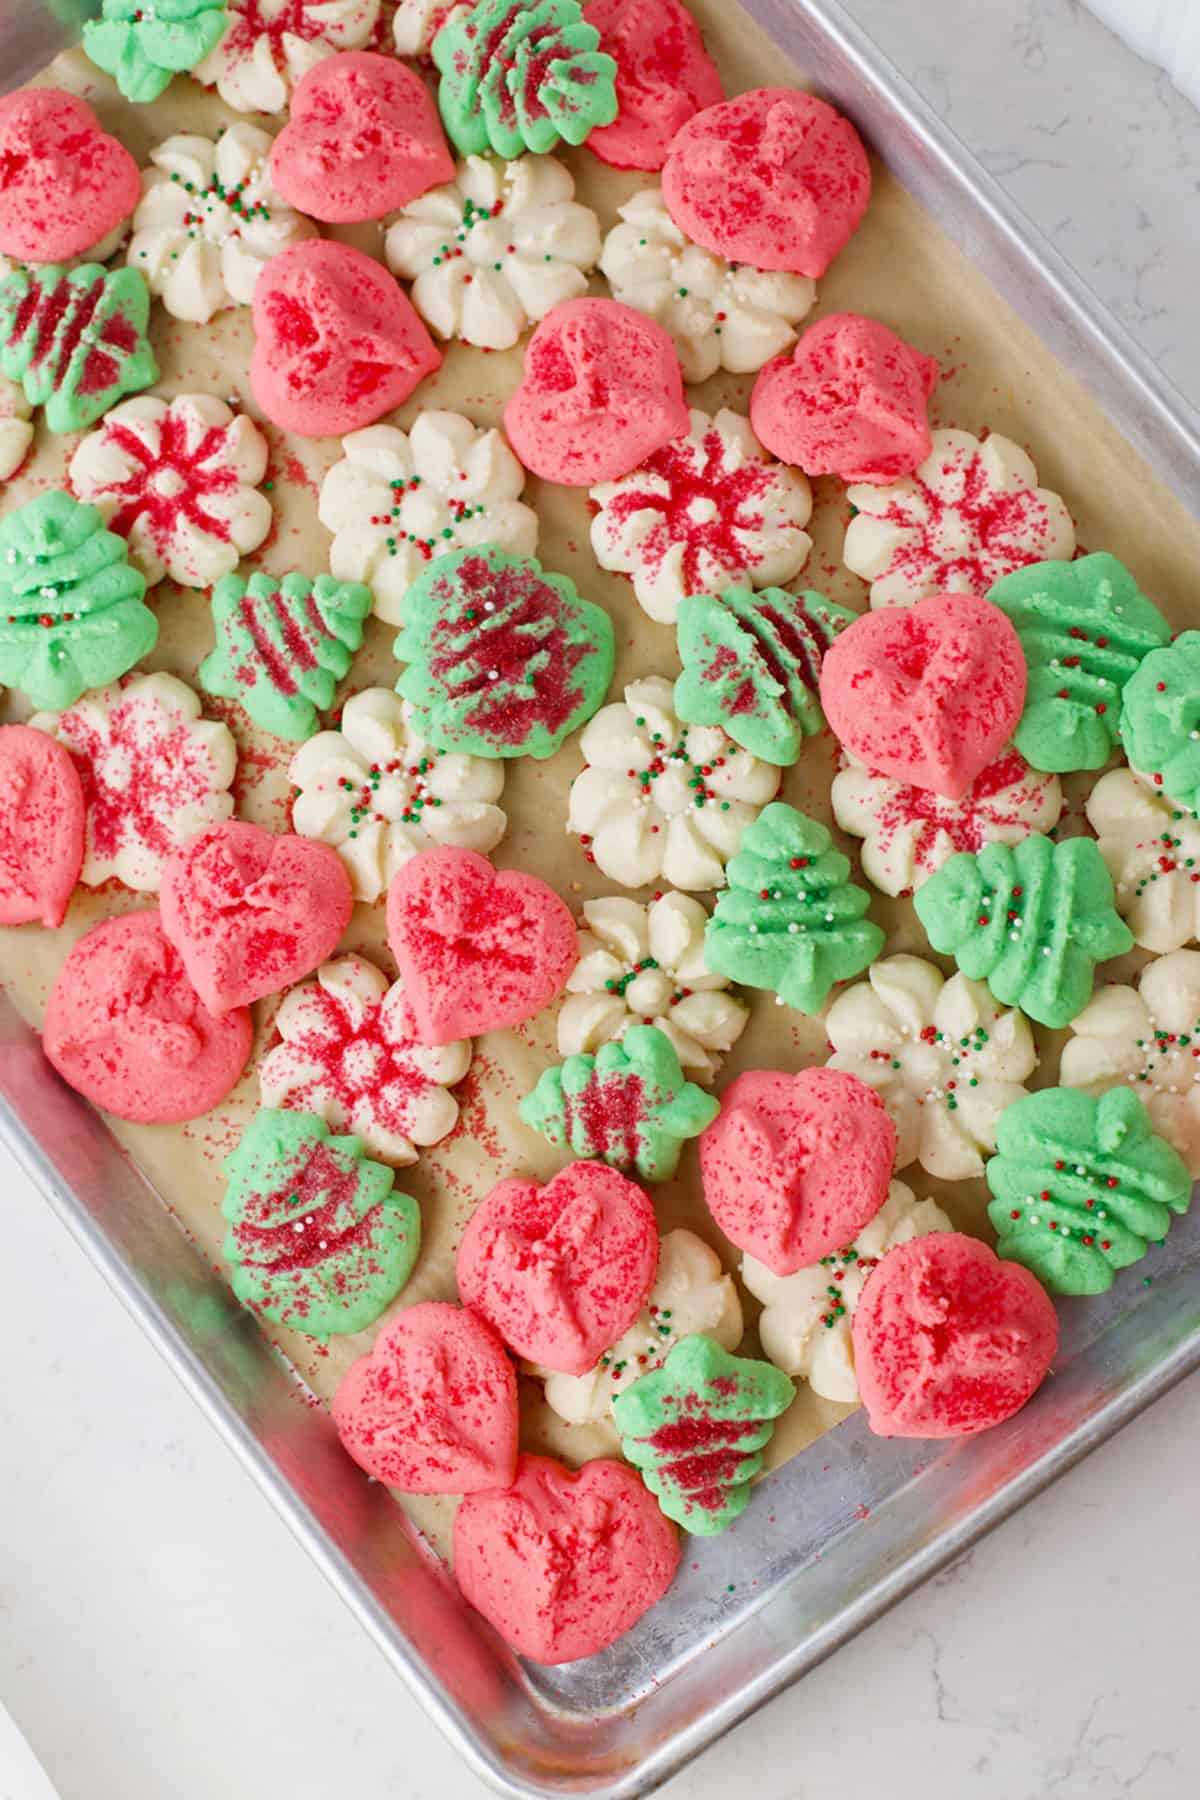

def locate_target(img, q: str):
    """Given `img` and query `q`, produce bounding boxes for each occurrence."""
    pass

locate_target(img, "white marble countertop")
[4,4,1200,1799]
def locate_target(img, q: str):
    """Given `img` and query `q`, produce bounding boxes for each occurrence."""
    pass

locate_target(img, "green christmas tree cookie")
[989,553,1171,774]
[519,1024,719,1183]
[612,1334,795,1536]
[395,545,615,760]
[674,587,858,767]
[1119,630,1200,812]
[222,1109,420,1341]
[986,1086,1190,1295]
[0,491,156,710]
[433,0,618,158]
[704,803,884,1013]
[914,834,1133,1029]
[199,570,373,742]
[83,0,228,102]
[0,263,158,434]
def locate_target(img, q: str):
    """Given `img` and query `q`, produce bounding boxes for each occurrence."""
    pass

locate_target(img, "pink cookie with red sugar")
[661,87,871,278]
[852,1233,1058,1438]
[751,313,939,484]
[250,239,441,437]
[583,0,722,171]
[503,298,688,487]
[0,724,85,928]
[0,89,139,264]
[44,909,253,1124]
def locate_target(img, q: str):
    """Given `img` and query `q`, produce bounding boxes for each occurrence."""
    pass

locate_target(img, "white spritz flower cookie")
[824,953,1038,1180]
[195,0,380,113]
[1086,765,1200,952]
[288,688,506,903]
[0,377,33,481]
[558,892,749,1080]
[259,954,472,1165]
[568,676,781,891]
[318,412,537,625]
[392,0,464,54]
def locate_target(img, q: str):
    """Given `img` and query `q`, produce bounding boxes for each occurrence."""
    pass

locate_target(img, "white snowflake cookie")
[385,154,601,351]
[288,687,506,903]
[1086,766,1200,952]
[599,187,816,384]
[127,124,317,325]
[1060,950,1200,1177]
[317,412,537,625]
[742,1181,952,1403]
[259,954,472,1165]
[30,674,235,893]
[0,377,33,482]
[568,676,781,891]
[69,395,271,590]
[831,745,1063,898]
[824,954,1038,1180]
[589,407,813,626]
[392,0,464,54]
[843,428,1075,610]
[537,1230,743,1425]
[195,0,380,113]
[558,892,749,1080]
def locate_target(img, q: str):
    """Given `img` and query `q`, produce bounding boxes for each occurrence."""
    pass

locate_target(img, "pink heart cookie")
[0,724,85,928]
[454,1454,680,1663]
[333,1301,518,1495]
[818,593,1027,801]
[583,0,723,172]
[457,1162,659,1375]
[386,846,577,1047]
[160,821,353,1013]
[0,88,140,263]
[699,1068,896,1275]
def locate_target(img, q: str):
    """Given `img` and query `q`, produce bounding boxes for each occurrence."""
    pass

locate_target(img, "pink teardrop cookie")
[269,52,455,224]
[661,87,871,277]
[583,0,722,172]
[250,239,442,437]
[751,313,939,484]
[0,724,85,928]
[503,298,688,487]
[0,89,140,264]
[699,1067,895,1276]
[457,1161,659,1375]
[454,1453,680,1663]
[333,1301,518,1495]
[159,821,353,1014]
[818,594,1027,802]
[386,846,577,1047]
[852,1233,1058,1438]
[44,909,253,1124]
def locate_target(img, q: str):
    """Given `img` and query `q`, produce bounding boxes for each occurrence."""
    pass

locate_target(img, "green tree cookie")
[0,263,159,434]
[395,545,615,759]
[83,0,228,102]
[988,553,1170,774]
[433,0,618,158]
[674,587,858,767]
[612,1334,795,1536]
[199,570,373,742]
[914,834,1133,1029]
[520,1024,719,1183]
[222,1109,420,1341]
[704,802,884,1013]
[0,491,155,710]
[986,1086,1190,1294]
[1119,630,1200,812]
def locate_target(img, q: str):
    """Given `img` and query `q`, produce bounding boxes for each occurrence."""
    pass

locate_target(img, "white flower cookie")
[599,187,816,384]
[385,154,601,351]
[288,688,506,903]
[0,377,33,481]
[843,427,1075,610]
[259,954,471,1165]
[538,1230,743,1426]
[558,892,749,1080]
[392,0,464,54]
[318,413,537,625]
[1086,765,1200,952]
[568,675,780,891]
[69,395,271,590]
[824,954,1038,1180]
[831,745,1063,898]
[30,674,236,893]
[590,408,813,626]
[743,1181,952,1403]
[127,124,317,325]
[195,0,380,114]
[1061,949,1200,1176]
